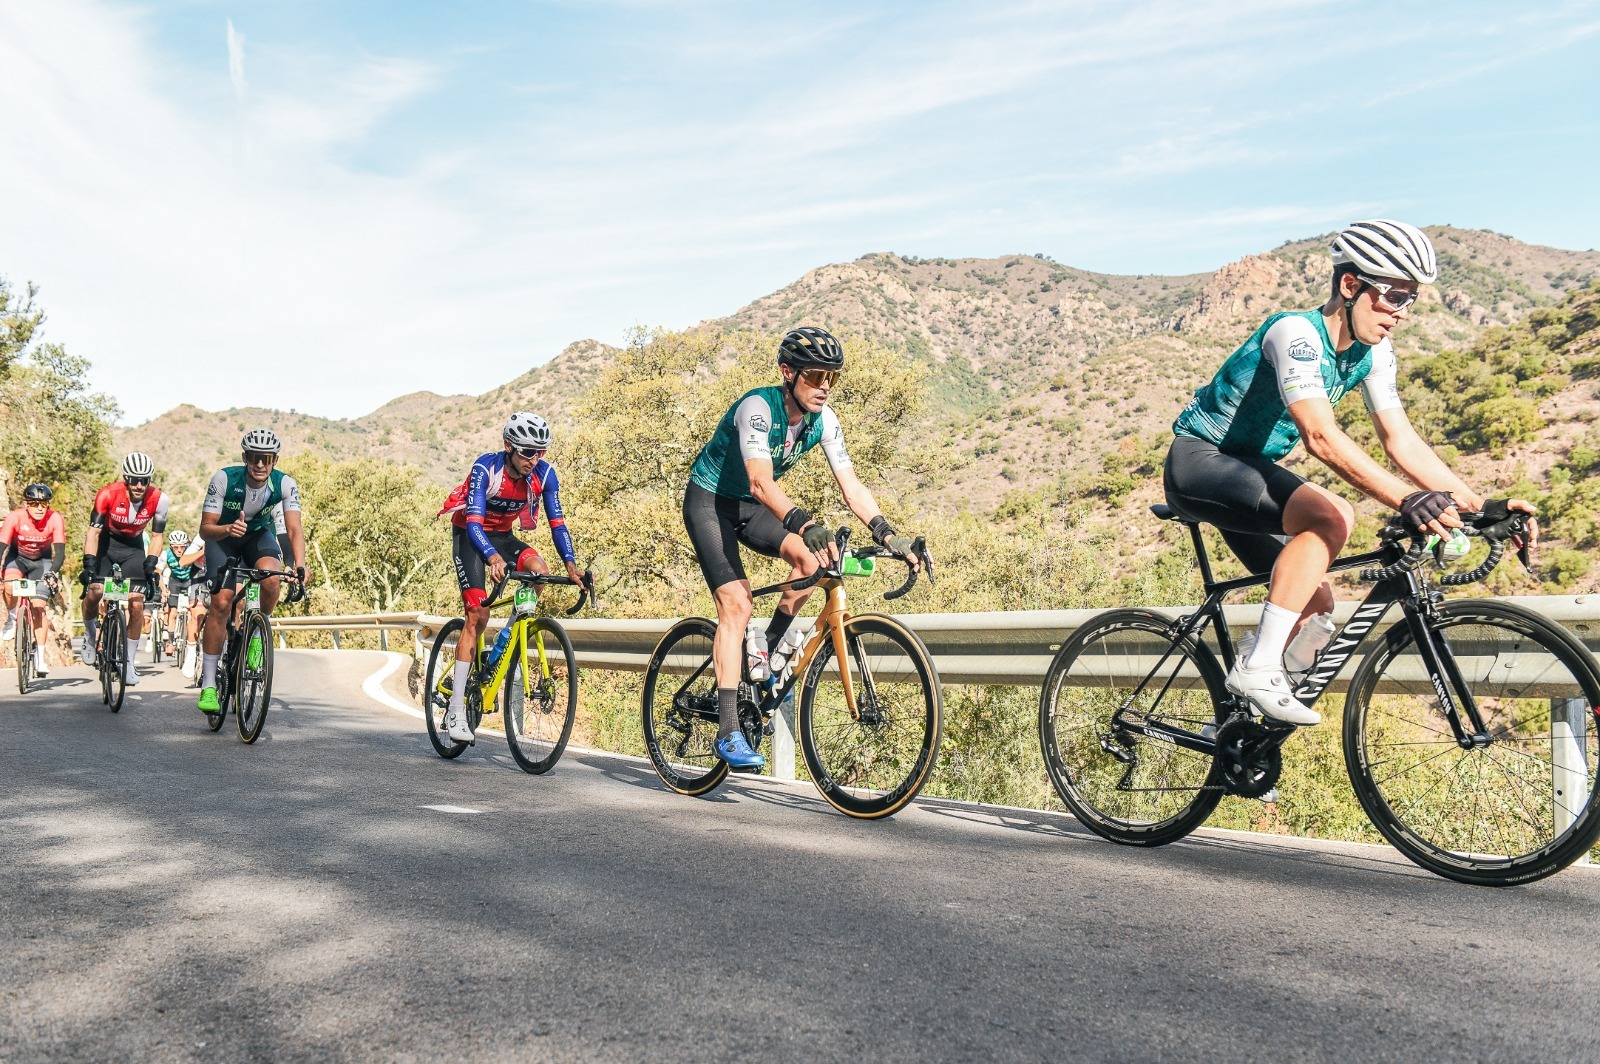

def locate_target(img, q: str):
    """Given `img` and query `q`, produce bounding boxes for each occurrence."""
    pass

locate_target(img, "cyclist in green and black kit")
[683,327,924,771]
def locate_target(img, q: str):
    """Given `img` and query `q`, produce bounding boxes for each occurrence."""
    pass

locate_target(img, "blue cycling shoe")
[715,732,765,773]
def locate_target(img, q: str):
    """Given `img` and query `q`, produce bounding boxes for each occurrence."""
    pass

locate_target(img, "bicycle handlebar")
[763,526,931,600]
[485,568,594,616]
[1361,512,1532,585]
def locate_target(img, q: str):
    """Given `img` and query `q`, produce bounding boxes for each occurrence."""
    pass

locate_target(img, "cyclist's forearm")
[1383,436,1480,508]
[52,544,66,570]
[749,476,801,526]
[1304,428,1413,510]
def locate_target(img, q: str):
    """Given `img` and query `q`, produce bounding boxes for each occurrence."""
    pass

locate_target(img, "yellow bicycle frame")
[786,572,862,720]
[456,596,554,712]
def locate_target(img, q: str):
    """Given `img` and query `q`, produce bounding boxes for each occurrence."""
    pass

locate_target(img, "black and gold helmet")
[777,326,845,370]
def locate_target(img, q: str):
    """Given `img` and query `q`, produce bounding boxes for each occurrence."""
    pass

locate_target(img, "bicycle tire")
[799,613,943,819]
[641,617,728,796]
[17,615,33,695]
[503,617,578,775]
[235,612,274,744]
[1039,608,1226,846]
[1345,599,1600,885]
[424,618,473,759]
[149,611,162,665]
[171,606,188,669]
[104,610,127,713]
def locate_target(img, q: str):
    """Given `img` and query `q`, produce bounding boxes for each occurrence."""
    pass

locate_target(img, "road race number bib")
[103,579,132,602]
[245,583,262,609]
[513,585,538,615]
[9,579,38,599]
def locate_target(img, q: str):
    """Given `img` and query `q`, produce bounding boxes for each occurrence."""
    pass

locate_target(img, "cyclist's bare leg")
[127,593,145,639]
[773,533,821,619]
[711,580,755,689]
[204,589,233,656]
[255,556,284,613]
[28,597,48,644]
[1270,482,1352,626]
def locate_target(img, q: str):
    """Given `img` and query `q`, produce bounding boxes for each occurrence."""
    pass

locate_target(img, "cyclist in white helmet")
[156,529,207,668]
[80,452,170,683]
[1164,220,1536,726]
[195,429,307,714]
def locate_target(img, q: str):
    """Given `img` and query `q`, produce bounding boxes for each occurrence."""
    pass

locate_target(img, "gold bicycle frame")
[785,573,862,719]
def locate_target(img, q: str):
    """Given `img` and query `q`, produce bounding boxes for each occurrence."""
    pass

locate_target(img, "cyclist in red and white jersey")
[2,483,66,675]
[80,452,169,684]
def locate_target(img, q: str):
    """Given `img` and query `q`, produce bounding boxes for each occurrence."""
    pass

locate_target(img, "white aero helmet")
[241,427,282,455]
[1331,220,1438,285]
[504,411,551,450]
[121,451,155,478]
[167,529,190,546]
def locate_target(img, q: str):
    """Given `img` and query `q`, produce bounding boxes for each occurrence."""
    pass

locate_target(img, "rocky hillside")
[119,228,1600,523]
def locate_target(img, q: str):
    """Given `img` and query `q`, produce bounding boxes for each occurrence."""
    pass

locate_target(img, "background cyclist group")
[2,217,1537,765]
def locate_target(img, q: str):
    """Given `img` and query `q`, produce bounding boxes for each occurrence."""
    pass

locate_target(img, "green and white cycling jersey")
[1173,310,1401,461]
[203,467,302,533]
[688,385,853,501]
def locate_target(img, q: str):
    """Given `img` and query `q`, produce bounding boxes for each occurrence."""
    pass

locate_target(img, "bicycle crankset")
[1213,717,1282,799]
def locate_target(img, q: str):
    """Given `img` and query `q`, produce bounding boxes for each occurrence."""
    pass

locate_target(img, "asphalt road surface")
[3,650,1598,1063]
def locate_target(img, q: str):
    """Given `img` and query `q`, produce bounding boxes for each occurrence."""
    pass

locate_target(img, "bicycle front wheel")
[503,618,578,775]
[799,614,943,819]
[641,617,728,796]
[235,613,274,743]
[103,611,127,712]
[1346,599,1600,885]
[149,613,162,665]
[17,618,33,695]
[423,619,472,759]
[1040,608,1226,846]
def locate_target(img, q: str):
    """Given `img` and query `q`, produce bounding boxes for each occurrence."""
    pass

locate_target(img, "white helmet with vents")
[1331,220,1438,285]
[503,412,551,450]
[121,452,155,478]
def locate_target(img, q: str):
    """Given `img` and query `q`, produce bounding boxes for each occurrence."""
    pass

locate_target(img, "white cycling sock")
[126,637,140,665]
[202,653,220,688]
[448,660,469,710]
[1245,601,1300,671]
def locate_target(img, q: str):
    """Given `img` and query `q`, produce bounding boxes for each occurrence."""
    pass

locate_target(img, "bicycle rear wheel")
[1345,599,1600,885]
[103,610,127,712]
[504,618,578,775]
[799,614,942,819]
[1040,608,1225,846]
[17,617,33,694]
[424,619,473,759]
[235,613,274,743]
[149,612,162,665]
[641,617,728,796]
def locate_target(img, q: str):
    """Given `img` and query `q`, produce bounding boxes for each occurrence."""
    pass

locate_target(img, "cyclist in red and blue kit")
[436,412,584,744]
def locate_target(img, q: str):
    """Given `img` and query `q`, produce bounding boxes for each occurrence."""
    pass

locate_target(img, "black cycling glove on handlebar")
[1399,490,1454,532]
[1472,498,1512,527]
[801,524,832,553]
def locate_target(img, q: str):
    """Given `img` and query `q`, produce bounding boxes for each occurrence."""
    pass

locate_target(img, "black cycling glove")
[801,524,833,553]
[1399,490,1454,533]
[1473,498,1512,526]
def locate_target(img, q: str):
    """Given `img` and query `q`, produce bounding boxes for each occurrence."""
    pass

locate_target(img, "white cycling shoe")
[124,663,141,686]
[34,647,49,676]
[445,709,475,744]
[1225,661,1320,726]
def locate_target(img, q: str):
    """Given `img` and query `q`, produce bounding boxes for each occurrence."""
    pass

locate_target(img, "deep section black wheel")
[235,612,274,744]
[641,617,728,796]
[424,619,474,759]
[799,614,943,819]
[103,610,127,713]
[503,618,578,775]
[17,616,33,695]
[1039,608,1226,846]
[1345,599,1600,885]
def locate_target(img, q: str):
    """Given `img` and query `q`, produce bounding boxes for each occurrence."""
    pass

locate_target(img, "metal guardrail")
[272,595,1600,687]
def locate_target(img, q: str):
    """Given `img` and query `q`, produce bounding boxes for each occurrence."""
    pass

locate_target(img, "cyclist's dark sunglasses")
[123,476,151,487]
[510,445,546,460]
[244,452,277,465]
[1357,274,1420,312]
[798,368,840,388]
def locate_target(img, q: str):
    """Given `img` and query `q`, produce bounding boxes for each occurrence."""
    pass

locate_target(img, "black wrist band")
[783,507,812,536]
[868,515,894,545]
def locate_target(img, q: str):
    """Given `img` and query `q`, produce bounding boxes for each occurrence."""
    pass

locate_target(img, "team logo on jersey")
[1288,337,1318,362]
[750,414,769,432]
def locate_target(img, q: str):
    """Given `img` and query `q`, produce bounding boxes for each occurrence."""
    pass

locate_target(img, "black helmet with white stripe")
[503,411,551,450]
[1331,220,1438,285]
[777,326,845,370]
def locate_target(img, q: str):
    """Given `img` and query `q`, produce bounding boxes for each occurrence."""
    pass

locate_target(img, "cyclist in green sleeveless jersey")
[195,429,307,713]
[1164,220,1536,725]
[684,326,924,771]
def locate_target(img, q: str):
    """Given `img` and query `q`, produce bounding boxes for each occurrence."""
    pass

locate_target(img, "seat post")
[1188,522,1218,589]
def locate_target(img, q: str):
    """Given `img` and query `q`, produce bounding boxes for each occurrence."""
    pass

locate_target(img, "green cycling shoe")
[198,687,220,714]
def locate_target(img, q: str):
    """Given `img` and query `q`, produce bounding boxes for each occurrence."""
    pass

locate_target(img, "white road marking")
[419,804,483,815]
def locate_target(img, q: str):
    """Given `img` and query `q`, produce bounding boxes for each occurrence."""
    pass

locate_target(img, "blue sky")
[2,1,1597,424]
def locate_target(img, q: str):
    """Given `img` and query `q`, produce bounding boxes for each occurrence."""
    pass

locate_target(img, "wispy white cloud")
[226,19,246,101]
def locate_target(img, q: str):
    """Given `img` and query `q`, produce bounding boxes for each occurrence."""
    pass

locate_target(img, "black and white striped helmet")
[504,411,551,450]
[241,428,281,455]
[1331,220,1438,285]
[121,452,155,478]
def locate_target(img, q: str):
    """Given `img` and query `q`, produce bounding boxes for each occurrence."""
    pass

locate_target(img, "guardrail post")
[770,694,796,781]
[332,630,341,650]
[278,633,286,649]
[380,629,389,652]
[1552,697,1591,865]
